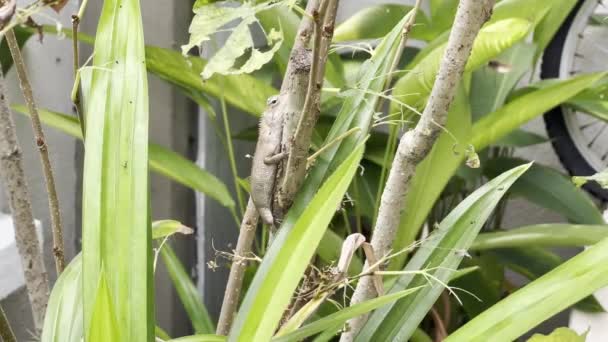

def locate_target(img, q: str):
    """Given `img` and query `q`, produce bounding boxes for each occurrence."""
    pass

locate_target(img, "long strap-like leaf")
[81,0,153,340]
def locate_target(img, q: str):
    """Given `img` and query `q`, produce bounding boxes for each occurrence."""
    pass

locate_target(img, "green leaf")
[358,164,531,341]
[161,245,214,334]
[527,327,587,342]
[445,237,608,341]
[229,143,364,341]
[41,255,83,342]
[166,335,226,342]
[28,25,276,117]
[470,42,536,120]
[483,158,604,224]
[149,144,235,209]
[472,72,606,150]
[12,105,235,209]
[333,4,432,42]
[471,224,608,250]
[391,85,471,269]
[146,45,276,116]
[87,271,120,341]
[80,0,153,339]
[272,288,423,342]
[450,254,504,319]
[491,247,604,313]
[494,129,547,147]
[152,220,194,240]
[390,18,531,116]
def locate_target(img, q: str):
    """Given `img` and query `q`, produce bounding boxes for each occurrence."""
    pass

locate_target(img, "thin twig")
[70,0,90,139]
[6,28,65,274]
[374,0,422,223]
[0,64,49,329]
[0,304,16,342]
[216,199,259,335]
[341,1,495,340]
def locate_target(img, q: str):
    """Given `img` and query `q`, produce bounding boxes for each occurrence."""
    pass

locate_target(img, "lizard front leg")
[264,152,287,165]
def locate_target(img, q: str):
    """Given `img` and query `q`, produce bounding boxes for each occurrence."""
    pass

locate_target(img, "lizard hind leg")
[258,207,275,226]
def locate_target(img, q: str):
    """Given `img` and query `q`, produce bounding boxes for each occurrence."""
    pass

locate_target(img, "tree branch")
[216,0,322,334]
[274,0,339,217]
[340,1,495,339]
[6,28,65,274]
[216,199,259,335]
[0,65,49,329]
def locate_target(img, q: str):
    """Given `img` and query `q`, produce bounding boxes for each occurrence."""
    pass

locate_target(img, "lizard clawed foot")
[264,152,287,165]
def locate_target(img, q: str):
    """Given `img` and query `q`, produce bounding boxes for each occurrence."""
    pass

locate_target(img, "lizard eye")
[267,96,279,105]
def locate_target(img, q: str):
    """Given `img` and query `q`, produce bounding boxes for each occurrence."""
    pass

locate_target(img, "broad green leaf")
[31,25,276,117]
[527,327,587,342]
[470,42,536,120]
[87,271,120,341]
[484,158,604,224]
[12,105,235,209]
[428,0,459,39]
[152,220,194,240]
[229,143,365,341]
[390,18,531,116]
[358,164,531,341]
[391,85,471,269]
[472,72,606,150]
[471,224,608,250]
[41,255,83,342]
[80,0,153,339]
[491,247,604,313]
[146,45,275,116]
[201,19,282,79]
[161,245,214,334]
[495,129,548,147]
[445,237,608,341]
[333,4,432,42]
[166,335,226,342]
[272,288,423,342]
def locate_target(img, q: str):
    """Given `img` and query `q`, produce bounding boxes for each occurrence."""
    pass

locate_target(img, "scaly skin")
[250,95,284,225]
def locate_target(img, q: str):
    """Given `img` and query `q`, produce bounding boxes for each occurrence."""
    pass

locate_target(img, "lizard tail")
[258,208,274,226]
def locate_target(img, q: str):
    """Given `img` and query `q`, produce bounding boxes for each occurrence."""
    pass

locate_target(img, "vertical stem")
[341,0,495,339]
[0,65,49,329]
[220,94,245,217]
[0,305,16,342]
[6,28,65,274]
[216,199,259,335]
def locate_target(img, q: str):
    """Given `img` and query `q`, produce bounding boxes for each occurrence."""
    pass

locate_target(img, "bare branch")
[341,1,495,339]
[6,28,65,274]
[274,0,340,217]
[216,199,259,335]
[0,65,49,329]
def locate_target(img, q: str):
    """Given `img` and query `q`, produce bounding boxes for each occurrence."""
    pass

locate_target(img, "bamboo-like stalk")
[6,28,65,274]
[340,1,496,340]
[0,304,16,342]
[0,65,49,329]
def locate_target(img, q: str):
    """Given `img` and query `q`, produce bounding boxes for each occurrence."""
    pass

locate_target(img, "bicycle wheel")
[542,0,608,200]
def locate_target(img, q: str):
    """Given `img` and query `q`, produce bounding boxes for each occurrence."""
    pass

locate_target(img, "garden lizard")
[250,95,286,226]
